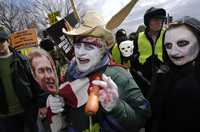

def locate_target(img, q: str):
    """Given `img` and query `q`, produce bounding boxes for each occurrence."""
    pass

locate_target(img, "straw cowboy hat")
[63,0,138,48]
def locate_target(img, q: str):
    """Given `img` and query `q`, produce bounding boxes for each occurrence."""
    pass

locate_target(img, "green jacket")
[63,65,151,132]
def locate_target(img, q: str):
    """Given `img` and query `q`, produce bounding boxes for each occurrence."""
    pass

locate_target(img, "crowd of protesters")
[1,1,200,132]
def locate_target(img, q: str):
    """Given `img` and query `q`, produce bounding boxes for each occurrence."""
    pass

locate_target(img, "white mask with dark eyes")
[74,43,103,72]
[119,40,134,57]
[164,25,199,66]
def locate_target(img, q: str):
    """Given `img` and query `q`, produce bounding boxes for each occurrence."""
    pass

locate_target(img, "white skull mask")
[119,40,134,57]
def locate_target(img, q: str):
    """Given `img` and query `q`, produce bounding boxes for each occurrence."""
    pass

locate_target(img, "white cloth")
[46,95,65,113]
[50,113,66,132]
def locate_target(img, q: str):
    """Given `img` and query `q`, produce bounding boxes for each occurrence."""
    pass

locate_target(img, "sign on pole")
[46,12,78,61]
[10,28,38,49]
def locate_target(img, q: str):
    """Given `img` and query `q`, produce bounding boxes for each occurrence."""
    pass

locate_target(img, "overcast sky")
[81,0,200,33]
[6,0,200,34]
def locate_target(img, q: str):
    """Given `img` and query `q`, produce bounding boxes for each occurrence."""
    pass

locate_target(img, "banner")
[46,12,78,61]
[10,28,38,49]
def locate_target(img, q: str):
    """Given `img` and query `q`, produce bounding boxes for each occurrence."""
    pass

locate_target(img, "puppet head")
[28,48,58,91]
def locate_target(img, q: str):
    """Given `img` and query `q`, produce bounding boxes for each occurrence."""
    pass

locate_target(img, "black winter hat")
[144,7,166,26]
[115,29,128,44]
[116,29,127,38]
[0,26,9,40]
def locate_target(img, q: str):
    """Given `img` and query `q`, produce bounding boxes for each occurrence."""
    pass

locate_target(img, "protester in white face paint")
[74,39,104,72]
[165,25,199,66]
[45,0,151,131]
[48,35,150,132]
[148,16,200,132]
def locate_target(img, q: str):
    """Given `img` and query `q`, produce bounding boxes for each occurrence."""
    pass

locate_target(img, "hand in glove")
[92,74,119,112]
[47,95,65,114]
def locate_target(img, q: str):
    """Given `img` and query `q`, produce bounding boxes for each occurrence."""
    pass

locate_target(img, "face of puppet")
[32,55,56,91]
[0,40,9,56]
[74,40,103,72]
[164,25,199,66]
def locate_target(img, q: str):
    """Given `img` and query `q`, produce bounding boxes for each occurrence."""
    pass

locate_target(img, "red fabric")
[109,58,129,68]
[59,84,78,108]
[46,107,55,124]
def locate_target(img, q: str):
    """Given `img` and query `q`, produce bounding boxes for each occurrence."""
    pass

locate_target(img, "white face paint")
[119,40,134,57]
[74,42,103,72]
[164,25,199,66]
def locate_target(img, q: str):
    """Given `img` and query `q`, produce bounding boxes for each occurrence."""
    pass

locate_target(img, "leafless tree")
[32,0,87,29]
[0,0,18,32]
[0,0,38,32]
[0,0,84,32]
[31,0,74,29]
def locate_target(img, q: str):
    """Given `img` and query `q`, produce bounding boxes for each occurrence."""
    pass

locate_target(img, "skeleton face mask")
[164,25,199,66]
[119,40,134,57]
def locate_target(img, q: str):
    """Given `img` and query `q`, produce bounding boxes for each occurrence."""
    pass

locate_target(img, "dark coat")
[149,62,200,132]
[0,48,47,114]
[148,17,200,131]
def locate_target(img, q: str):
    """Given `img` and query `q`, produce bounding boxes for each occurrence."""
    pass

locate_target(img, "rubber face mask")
[32,55,57,91]
[74,42,103,72]
[164,25,199,66]
[119,40,134,57]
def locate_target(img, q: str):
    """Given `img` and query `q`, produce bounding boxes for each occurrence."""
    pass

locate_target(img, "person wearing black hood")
[133,7,166,97]
[112,30,152,95]
[149,16,200,132]
[112,29,129,65]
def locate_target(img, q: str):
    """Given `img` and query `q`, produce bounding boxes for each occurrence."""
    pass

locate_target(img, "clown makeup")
[74,37,104,72]
[164,25,199,66]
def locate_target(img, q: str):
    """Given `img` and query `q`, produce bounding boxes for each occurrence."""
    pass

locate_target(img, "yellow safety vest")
[138,30,164,64]
[111,43,121,64]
